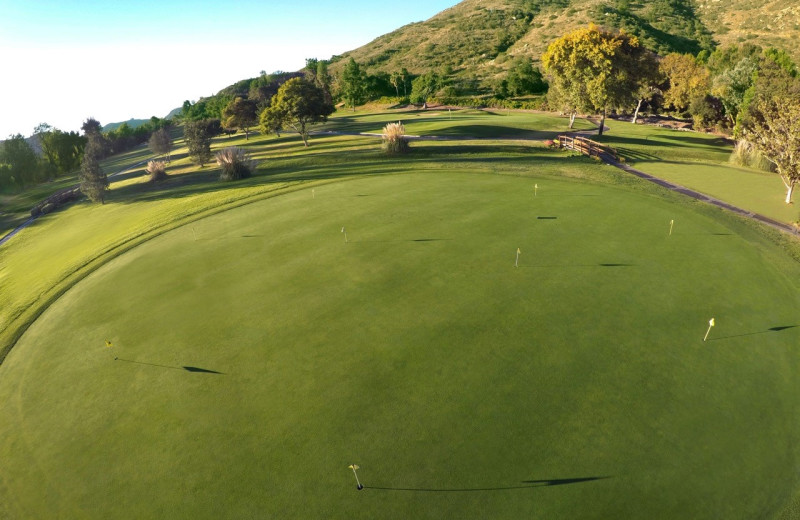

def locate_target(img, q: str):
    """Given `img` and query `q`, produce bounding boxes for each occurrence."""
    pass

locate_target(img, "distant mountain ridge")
[329,0,799,84]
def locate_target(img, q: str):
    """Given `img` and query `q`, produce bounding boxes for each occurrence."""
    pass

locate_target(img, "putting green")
[1,171,799,519]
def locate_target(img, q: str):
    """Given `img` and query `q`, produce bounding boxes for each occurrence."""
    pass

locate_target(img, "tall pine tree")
[79,119,109,203]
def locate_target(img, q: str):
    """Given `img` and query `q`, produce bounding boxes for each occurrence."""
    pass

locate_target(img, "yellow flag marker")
[348,464,363,490]
[534,184,539,197]
[515,248,521,268]
[703,318,715,342]
[105,340,117,360]
[669,219,674,236]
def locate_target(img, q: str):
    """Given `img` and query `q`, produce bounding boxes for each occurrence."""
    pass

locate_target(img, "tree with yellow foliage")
[542,24,657,135]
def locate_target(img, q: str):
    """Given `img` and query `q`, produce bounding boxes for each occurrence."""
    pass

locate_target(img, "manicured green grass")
[2,110,800,518]
[320,108,596,139]
[1,166,800,519]
[595,120,800,224]
[0,142,165,237]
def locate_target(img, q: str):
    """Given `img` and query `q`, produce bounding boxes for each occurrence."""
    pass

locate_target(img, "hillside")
[330,0,799,87]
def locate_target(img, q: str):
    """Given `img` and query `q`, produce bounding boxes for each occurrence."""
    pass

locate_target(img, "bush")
[729,139,775,172]
[215,147,255,181]
[146,160,168,182]
[382,122,410,155]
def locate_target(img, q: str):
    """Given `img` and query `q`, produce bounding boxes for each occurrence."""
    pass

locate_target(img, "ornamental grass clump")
[382,121,410,154]
[729,139,774,172]
[216,147,255,181]
[145,160,168,182]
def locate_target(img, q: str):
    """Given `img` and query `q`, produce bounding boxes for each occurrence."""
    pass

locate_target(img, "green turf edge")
[4,159,799,370]
[0,176,364,366]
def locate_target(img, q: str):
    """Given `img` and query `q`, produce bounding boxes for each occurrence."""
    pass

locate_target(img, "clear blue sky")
[0,0,458,137]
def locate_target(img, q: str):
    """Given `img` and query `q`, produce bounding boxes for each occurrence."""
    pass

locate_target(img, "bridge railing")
[558,135,618,161]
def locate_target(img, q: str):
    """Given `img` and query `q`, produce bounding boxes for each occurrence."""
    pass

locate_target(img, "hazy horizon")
[0,0,457,138]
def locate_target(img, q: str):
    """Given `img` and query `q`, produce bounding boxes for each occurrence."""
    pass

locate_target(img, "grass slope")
[2,109,800,518]
[595,119,800,225]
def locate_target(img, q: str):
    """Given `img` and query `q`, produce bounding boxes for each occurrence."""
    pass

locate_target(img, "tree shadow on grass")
[365,476,610,492]
[708,325,798,341]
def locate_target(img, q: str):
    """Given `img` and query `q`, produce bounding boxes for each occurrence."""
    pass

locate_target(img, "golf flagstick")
[703,318,715,341]
[515,248,521,267]
[105,340,117,360]
[341,227,348,243]
[348,464,363,490]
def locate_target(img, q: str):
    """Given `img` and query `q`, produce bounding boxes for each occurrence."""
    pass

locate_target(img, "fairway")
[2,171,800,519]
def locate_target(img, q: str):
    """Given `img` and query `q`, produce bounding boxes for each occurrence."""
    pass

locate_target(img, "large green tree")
[542,24,657,135]
[0,134,40,187]
[44,130,85,174]
[259,78,334,147]
[340,58,366,112]
[410,72,443,104]
[506,57,547,96]
[222,97,258,140]
[184,120,213,167]
[741,59,800,204]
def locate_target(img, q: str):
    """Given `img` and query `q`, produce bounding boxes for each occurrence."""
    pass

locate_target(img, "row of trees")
[0,116,173,193]
[542,24,800,203]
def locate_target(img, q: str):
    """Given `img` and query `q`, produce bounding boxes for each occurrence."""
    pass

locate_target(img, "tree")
[542,24,657,135]
[712,56,759,126]
[37,123,85,175]
[222,97,258,140]
[316,60,333,104]
[506,57,548,96]
[410,72,442,104]
[80,117,110,158]
[390,71,403,98]
[0,135,40,187]
[340,58,366,112]
[79,128,108,203]
[741,60,800,204]
[184,120,213,167]
[660,53,710,112]
[149,128,172,162]
[259,78,334,147]
[304,58,319,83]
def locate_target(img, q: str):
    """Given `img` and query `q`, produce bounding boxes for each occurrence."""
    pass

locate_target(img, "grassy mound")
[1,171,799,519]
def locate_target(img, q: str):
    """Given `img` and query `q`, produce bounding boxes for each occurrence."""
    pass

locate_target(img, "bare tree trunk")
[786,181,795,204]
[632,99,643,124]
[598,108,607,137]
[569,112,576,129]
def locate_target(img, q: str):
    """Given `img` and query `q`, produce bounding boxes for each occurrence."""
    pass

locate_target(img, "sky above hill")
[0,0,457,138]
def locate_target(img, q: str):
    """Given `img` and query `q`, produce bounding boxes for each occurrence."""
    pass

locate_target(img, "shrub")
[215,147,255,181]
[145,160,168,182]
[382,122,410,155]
[729,139,775,172]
